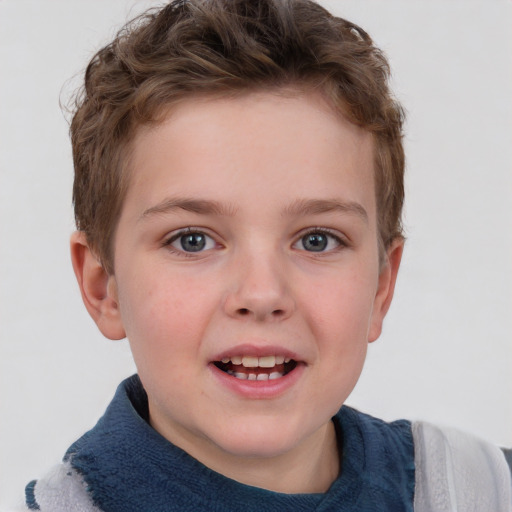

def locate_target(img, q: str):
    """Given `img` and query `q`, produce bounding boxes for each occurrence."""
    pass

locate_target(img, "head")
[71,0,404,275]
[70,0,405,492]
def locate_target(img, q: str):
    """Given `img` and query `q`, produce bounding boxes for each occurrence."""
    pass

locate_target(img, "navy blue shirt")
[29,375,415,511]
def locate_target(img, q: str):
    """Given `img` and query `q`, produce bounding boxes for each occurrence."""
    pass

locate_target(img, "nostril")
[233,307,289,319]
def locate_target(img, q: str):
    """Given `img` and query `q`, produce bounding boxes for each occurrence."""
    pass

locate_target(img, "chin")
[208,419,307,459]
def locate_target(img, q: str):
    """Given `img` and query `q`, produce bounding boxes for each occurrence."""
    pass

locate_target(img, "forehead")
[125,90,376,222]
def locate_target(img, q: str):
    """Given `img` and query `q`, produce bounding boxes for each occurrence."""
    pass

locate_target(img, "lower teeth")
[227,370,284,380]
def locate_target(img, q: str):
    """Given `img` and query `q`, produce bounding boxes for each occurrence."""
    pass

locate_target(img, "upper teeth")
[220,355,290,367]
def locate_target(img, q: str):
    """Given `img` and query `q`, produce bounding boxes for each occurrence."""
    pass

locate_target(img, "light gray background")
[1,0,511,509]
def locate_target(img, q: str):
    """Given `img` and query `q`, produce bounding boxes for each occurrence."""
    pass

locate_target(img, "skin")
[71,90,403,494]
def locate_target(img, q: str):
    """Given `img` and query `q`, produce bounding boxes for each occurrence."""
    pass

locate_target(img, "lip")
[209,349,305,400]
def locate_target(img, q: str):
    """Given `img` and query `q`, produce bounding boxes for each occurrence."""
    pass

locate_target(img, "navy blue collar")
[65,375,414,512]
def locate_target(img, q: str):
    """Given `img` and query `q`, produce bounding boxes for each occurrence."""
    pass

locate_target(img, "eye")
[166,230,216,253]
[294,230,343,253]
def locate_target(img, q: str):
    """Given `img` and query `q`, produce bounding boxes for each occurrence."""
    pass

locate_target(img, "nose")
[223,251,295,322]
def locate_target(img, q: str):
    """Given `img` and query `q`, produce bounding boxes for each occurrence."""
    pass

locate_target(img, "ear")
[368,238,404,343]
[70,231,126,340]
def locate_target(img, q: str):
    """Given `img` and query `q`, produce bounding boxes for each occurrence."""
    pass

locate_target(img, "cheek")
[117,269,220,359]
[120,267,192,321]
[301,270,378,339]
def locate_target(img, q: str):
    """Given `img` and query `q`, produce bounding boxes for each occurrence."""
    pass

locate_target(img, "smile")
[214,355,298,381]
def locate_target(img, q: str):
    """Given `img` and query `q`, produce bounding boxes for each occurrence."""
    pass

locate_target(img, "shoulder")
[24,462,101,512]
[412,421,512,512]
[338,408,512,511]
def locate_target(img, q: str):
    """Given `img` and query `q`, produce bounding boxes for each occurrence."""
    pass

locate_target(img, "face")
[103,91,399,472]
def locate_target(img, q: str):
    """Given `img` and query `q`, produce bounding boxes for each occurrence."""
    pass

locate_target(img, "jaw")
[147,385,340,494]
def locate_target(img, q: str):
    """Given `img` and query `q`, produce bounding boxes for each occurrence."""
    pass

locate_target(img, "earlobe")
[70,231,126,340]
[368,238,404,343]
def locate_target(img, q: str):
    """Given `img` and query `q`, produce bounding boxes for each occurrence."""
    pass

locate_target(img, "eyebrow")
[140,196,368,223]
[140,197,238,220]
[283,198,368,223]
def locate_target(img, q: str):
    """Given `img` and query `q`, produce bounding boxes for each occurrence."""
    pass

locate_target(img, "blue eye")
[180,233,206,252]
[296,230,342,252]
[168,231,216,253]
[302,233,328,252]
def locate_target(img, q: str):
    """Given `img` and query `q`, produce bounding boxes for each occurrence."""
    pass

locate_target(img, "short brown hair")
[71,0,405,274]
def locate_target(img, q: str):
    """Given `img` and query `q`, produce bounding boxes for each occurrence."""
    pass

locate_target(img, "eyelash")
[294,227,347,253]
[162,227,348,257]
[162,228,217,258]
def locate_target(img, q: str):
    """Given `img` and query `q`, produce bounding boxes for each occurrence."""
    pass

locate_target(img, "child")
[22,0,512,510]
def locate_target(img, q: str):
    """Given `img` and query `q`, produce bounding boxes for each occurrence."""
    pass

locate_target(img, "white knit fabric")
[413,421,512,512]
[30,462,98,512]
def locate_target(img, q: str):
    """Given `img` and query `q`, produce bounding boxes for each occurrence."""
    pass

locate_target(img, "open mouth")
[213,355,298,381]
